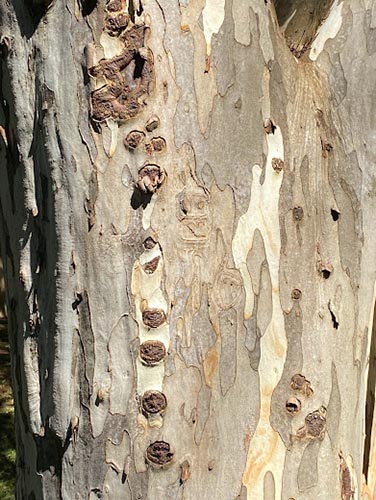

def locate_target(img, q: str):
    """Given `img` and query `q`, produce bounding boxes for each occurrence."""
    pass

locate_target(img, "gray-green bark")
[1,0,376,499]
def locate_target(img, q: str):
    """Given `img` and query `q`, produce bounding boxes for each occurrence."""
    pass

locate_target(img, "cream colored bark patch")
[131,245,169,395]
[232,126,286,499]
[100,31,124,59]
[310,0,343,61]
[202,0,225,54]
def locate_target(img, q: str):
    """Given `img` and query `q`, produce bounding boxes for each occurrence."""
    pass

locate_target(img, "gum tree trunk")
[1,0,376,499]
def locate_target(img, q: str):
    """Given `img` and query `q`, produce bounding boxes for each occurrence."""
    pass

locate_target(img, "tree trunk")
[1,0,376,498]
[0,257,6,319]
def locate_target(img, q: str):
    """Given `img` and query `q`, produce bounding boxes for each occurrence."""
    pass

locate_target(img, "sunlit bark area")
[0,0,376,498]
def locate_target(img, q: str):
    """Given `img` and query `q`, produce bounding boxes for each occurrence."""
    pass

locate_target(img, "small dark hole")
[286,402,298,412]
[72,293,83,310]
[322,269,331,280]
[330,310,339,329]
[133,53,145,79]
[331,209,340,221]
[285,397,301,414]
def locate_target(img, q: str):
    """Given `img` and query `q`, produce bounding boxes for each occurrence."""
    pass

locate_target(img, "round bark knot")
[302,407,327,439]
[139,340,166,365]
[272,157,284,173]
[145,137,167,155]
[143,256,160,274]
[146,115,160,132]
[293,206,304,221]
[137,164,166,193]
[124,130,145,150]
[263,118,276,134]
[291,288,302,300]
[142,308,166,328]
[285,396,301,414]
[290,374,313,397]
[212,268,243,309]
[146,441,174,466]
[141,390,167,415]
[143,236,157,249]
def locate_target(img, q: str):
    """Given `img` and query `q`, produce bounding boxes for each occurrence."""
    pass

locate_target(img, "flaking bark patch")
[90,24,154,123]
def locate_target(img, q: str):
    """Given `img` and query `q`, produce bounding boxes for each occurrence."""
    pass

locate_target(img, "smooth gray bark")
[0,0,376,499]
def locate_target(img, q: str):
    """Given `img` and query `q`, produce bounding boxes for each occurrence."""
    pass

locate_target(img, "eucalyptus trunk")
[0,0,376,499]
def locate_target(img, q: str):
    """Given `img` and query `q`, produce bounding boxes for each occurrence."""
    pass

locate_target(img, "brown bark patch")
[106,0,124,12]
[137,165,166,193]
[272,157,284,173]
[290,374,313,397]
[340,454,355,500]
[146,441,173,466]
[143,256,160,274]
[141,390,167,414]
[298,407,327,439]
[105,12,130,36]
[124,130,145,150]
[144,137,166,155]
[139,340,166,365]
[90,25,154,123]
[142,309,166,328]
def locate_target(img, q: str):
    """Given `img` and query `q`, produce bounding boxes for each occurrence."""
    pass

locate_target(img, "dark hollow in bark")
[273,0,335,57]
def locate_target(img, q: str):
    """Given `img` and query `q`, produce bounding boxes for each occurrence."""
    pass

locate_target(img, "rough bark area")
[0,0,376,499]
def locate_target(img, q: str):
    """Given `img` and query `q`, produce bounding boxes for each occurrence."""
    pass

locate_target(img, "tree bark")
[1,0,376,498]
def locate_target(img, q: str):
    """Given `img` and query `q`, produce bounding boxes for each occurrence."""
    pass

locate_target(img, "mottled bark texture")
[0,0,376,499]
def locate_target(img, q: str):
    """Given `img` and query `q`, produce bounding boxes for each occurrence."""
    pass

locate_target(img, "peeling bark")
[1,0,376,499]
